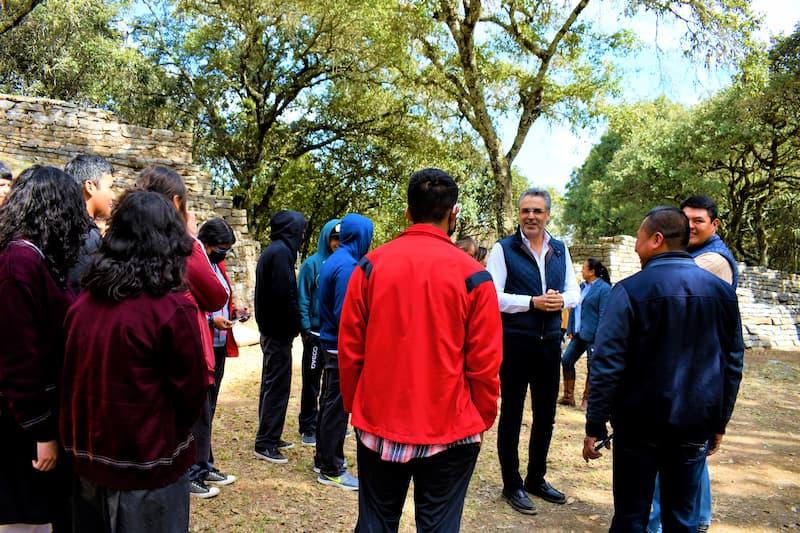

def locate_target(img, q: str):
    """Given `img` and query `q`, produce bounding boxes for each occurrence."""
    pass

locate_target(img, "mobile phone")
[594,433,614,451]
[233,312,251,322]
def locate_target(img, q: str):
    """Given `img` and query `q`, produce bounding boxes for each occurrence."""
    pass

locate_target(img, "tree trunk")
[486,142,515,237]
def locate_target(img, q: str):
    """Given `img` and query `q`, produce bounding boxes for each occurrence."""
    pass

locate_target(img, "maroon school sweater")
[60,291,207,490]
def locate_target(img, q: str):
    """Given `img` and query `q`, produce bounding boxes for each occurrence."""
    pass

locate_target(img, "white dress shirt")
[486,229,580,313]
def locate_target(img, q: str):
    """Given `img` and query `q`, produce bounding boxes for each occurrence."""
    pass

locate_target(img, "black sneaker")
[190,479,220,499]
[254,447,288,464]
[205,467,236,486]
[276,439,295,450]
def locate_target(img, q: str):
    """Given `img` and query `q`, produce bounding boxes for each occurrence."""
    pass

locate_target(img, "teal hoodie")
[297,218,341,334]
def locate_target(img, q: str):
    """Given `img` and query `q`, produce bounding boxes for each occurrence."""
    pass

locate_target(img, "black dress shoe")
[502,488,538,515]
[524,480,566,504]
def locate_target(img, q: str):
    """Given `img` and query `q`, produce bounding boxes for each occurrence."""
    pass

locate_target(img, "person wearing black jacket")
[254,210,306,464]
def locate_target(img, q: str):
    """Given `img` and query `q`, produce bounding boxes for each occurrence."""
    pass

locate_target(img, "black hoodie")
[254,210,306,339]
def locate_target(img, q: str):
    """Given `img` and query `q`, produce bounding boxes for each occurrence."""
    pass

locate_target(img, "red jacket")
[338,224,502,445]
[61,291,207,491]
[185,239,228,384]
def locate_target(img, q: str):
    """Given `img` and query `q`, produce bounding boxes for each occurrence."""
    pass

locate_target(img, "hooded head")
[269,210,306,254]
[316,218,341,259]
[338,213,373,259]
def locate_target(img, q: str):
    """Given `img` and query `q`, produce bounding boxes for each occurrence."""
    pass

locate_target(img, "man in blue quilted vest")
[486,188,580,515]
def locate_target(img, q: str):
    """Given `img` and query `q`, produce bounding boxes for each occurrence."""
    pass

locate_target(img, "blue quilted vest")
[498,229,567,339]
[688,234,739,288]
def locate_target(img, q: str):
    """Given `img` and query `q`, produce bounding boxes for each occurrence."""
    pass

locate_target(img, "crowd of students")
[0,160,244,532]
[0,158,743,533]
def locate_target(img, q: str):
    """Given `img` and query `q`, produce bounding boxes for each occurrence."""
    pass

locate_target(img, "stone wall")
[0,93,258,309]
[570,237,800,350]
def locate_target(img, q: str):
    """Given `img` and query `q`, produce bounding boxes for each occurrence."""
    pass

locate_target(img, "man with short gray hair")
[486,187,580,514]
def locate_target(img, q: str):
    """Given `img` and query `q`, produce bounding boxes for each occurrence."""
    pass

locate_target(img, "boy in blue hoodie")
[297,219,341,446]
[316,213,374,490]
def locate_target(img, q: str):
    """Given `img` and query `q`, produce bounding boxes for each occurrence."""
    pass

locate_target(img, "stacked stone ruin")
[0,93,258,310]
[570,236,800,350]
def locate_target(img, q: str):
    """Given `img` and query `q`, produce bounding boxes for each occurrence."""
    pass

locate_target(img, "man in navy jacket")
[583,206,744,532]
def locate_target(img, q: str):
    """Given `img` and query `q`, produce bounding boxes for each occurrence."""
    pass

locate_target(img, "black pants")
[207,344,228,465]
[355,439,480,533]
[72,475,189,533]
[315,351,349,476]
[188,395,212,480]
[255,335,293,451]
[497,335,561,491]
[298,335,324,435]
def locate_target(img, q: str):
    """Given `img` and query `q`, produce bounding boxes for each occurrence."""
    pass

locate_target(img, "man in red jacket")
[338,168,503,532]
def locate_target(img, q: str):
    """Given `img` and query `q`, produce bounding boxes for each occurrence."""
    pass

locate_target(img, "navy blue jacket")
[688,234,739,288]
[498,229,567,339]
[587,252,744,443]
[254,210,306,340]
[319,214,373,354]
[567,279,612,343]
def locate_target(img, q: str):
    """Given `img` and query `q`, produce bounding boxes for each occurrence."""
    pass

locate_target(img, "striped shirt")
[356,429,481,463]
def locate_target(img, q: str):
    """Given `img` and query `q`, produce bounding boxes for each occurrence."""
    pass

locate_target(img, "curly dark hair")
[0,165,89,287]
[82,190,194,301]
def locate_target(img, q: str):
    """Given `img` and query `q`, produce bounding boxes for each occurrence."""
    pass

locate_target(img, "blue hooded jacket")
[297,218,341,335]
[318,213,374,354]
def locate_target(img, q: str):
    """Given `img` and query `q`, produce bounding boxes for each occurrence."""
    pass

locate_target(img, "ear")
[404,208,413,222]
[711,218,720,231]
[84,180,96,196]
[172,195,182,212]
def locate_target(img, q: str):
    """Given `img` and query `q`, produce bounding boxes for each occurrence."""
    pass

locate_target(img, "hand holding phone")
[233,312,251,323]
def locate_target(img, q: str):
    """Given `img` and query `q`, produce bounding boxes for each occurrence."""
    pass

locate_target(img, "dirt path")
[190,327,800,532]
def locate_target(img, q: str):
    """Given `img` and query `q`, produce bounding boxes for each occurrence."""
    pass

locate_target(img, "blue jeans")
[648,464,711,532]
[610,435,706,533]
[561,335,590,372]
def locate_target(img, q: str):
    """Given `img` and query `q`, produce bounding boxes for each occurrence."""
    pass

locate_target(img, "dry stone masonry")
[570,236,800,350]
[0,93,258,310]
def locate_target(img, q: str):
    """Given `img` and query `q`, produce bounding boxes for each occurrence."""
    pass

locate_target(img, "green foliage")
[0,0,186,128]
[565,27,800,271]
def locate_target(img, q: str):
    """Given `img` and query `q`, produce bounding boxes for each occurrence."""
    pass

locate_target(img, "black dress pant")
[355,439,480,533]
[298,335,324,435]
[255,335,294,451]
[496,335,561,491]
[315,351,348,476]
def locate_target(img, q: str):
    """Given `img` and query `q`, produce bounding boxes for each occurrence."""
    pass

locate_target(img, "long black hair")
[83,190,194,301]
[586,257,611,285]
[0,165,89,287]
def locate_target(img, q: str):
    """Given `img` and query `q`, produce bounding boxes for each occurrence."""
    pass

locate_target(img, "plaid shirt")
[356,429,481,463]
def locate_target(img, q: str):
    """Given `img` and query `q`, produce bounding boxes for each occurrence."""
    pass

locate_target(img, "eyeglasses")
[519,208,548,216]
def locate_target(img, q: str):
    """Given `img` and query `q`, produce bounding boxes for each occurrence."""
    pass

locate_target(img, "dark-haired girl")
[558,258,612,409]
[60,190,207,532]
[135,166,228,498]
[191,218,247,489]
[0,166,90,531]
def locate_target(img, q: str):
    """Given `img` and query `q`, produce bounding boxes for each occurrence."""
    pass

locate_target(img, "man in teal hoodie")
[297,219,341,446]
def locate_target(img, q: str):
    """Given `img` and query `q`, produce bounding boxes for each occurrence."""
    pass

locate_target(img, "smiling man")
[486,187,579,514]
[680,195,738,287]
